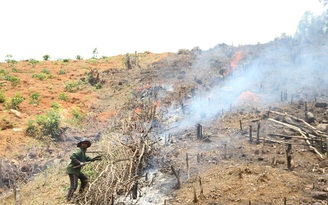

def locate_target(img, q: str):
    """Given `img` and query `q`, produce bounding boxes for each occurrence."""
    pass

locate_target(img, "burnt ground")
[117,39,328,204]
[1,36,328,204]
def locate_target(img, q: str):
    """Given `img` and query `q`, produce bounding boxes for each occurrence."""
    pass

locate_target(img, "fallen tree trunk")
[269,110,328,138]
[268,118,325,159]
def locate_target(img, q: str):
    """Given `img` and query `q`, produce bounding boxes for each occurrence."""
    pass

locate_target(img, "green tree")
[92,48,98,59]
[43,54,50,61]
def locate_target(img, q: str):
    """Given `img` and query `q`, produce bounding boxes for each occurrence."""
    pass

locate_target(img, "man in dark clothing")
[66,139,101,201]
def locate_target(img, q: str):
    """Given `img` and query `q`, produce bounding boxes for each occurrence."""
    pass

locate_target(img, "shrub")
[177,49,190,55]
[72,107,85,120]
[57,69,66,75]
[28,92,41,105]
[64,81,81,93]
[87,59,98,64]
[58,93,68,101]
[41,68,50,74]
[29,58,39,67]
[63,59,70,63]
[76,55,83,60]
[10,93,24,110]
[11,67,18,73]
[26,119,40,137]
[94,82,102,89]
[0,90,5,103]
[67,107,85,128]
[36,109,61,138]
[5,54,17,67]
[0,69,9,76]
[5,75,20,86]
[50,101,61,110]
[32,73,47,81]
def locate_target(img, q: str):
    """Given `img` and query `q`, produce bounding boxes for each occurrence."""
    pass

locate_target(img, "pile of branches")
[75,129,158,205]
[75,88,162,204]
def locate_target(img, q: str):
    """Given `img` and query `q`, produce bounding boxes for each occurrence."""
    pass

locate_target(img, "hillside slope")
[1,37,328,204]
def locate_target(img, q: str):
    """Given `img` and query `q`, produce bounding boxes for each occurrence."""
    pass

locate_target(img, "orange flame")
[237,91,258,104]
[230,51,243,70]
[224,51,243,76]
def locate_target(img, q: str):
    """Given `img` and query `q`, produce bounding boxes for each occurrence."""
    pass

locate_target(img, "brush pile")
[74,86,162,205]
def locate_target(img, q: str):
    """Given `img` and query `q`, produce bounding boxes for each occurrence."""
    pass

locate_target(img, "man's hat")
[77,139,91,148]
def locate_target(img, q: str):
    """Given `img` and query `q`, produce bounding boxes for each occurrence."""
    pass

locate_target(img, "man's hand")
[72,161,90,168]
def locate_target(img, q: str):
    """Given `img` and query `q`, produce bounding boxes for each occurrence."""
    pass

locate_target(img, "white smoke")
[162,39,328,133]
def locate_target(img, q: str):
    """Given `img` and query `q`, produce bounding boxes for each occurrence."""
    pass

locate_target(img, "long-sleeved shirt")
[66,147,92,175]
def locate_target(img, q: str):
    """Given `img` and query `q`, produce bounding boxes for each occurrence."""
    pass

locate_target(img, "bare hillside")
[1,37,328,205]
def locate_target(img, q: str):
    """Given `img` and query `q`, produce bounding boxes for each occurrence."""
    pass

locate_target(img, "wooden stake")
[132,180,138,199]
[14,183,21,205]
[197,153,200,163]
[193,186,198,203]
[290,94,293,104]
[223,143,227,159]
[249,125,253,144]
[281,91,283,101]
[197,124,203,140]
[286,144,292,170]
[263,135,266,146]
[284,90,287,101]
[171,165,181,189]
[239,120,243,131]
[199,177,204,195]
[256,122,260,144]
[305,102,308,111]
[186,153,190,179]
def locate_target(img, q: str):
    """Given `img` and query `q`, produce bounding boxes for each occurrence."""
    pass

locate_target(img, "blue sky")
[0,0,324,61]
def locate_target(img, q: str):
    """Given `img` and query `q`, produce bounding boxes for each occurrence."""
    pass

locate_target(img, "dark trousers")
[66,173,88,201]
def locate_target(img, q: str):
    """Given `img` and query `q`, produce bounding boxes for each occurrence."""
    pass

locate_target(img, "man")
[66,139,101,201]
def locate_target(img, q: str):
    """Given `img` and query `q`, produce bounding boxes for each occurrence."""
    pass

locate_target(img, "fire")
[230,51,243,70]
[224,51,243,76]
[237,91,259,104]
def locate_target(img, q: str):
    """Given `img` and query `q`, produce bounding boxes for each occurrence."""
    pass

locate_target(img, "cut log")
[268,118,325,159]
[315,102,327,108]
[269,110,328,138]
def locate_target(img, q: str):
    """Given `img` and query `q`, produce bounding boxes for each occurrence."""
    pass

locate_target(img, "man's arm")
[70,148,83,165]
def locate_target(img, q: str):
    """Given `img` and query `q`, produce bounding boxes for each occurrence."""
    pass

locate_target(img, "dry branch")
[268,118,324,159]
[170,165,181,189]
[269,110,328,138]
